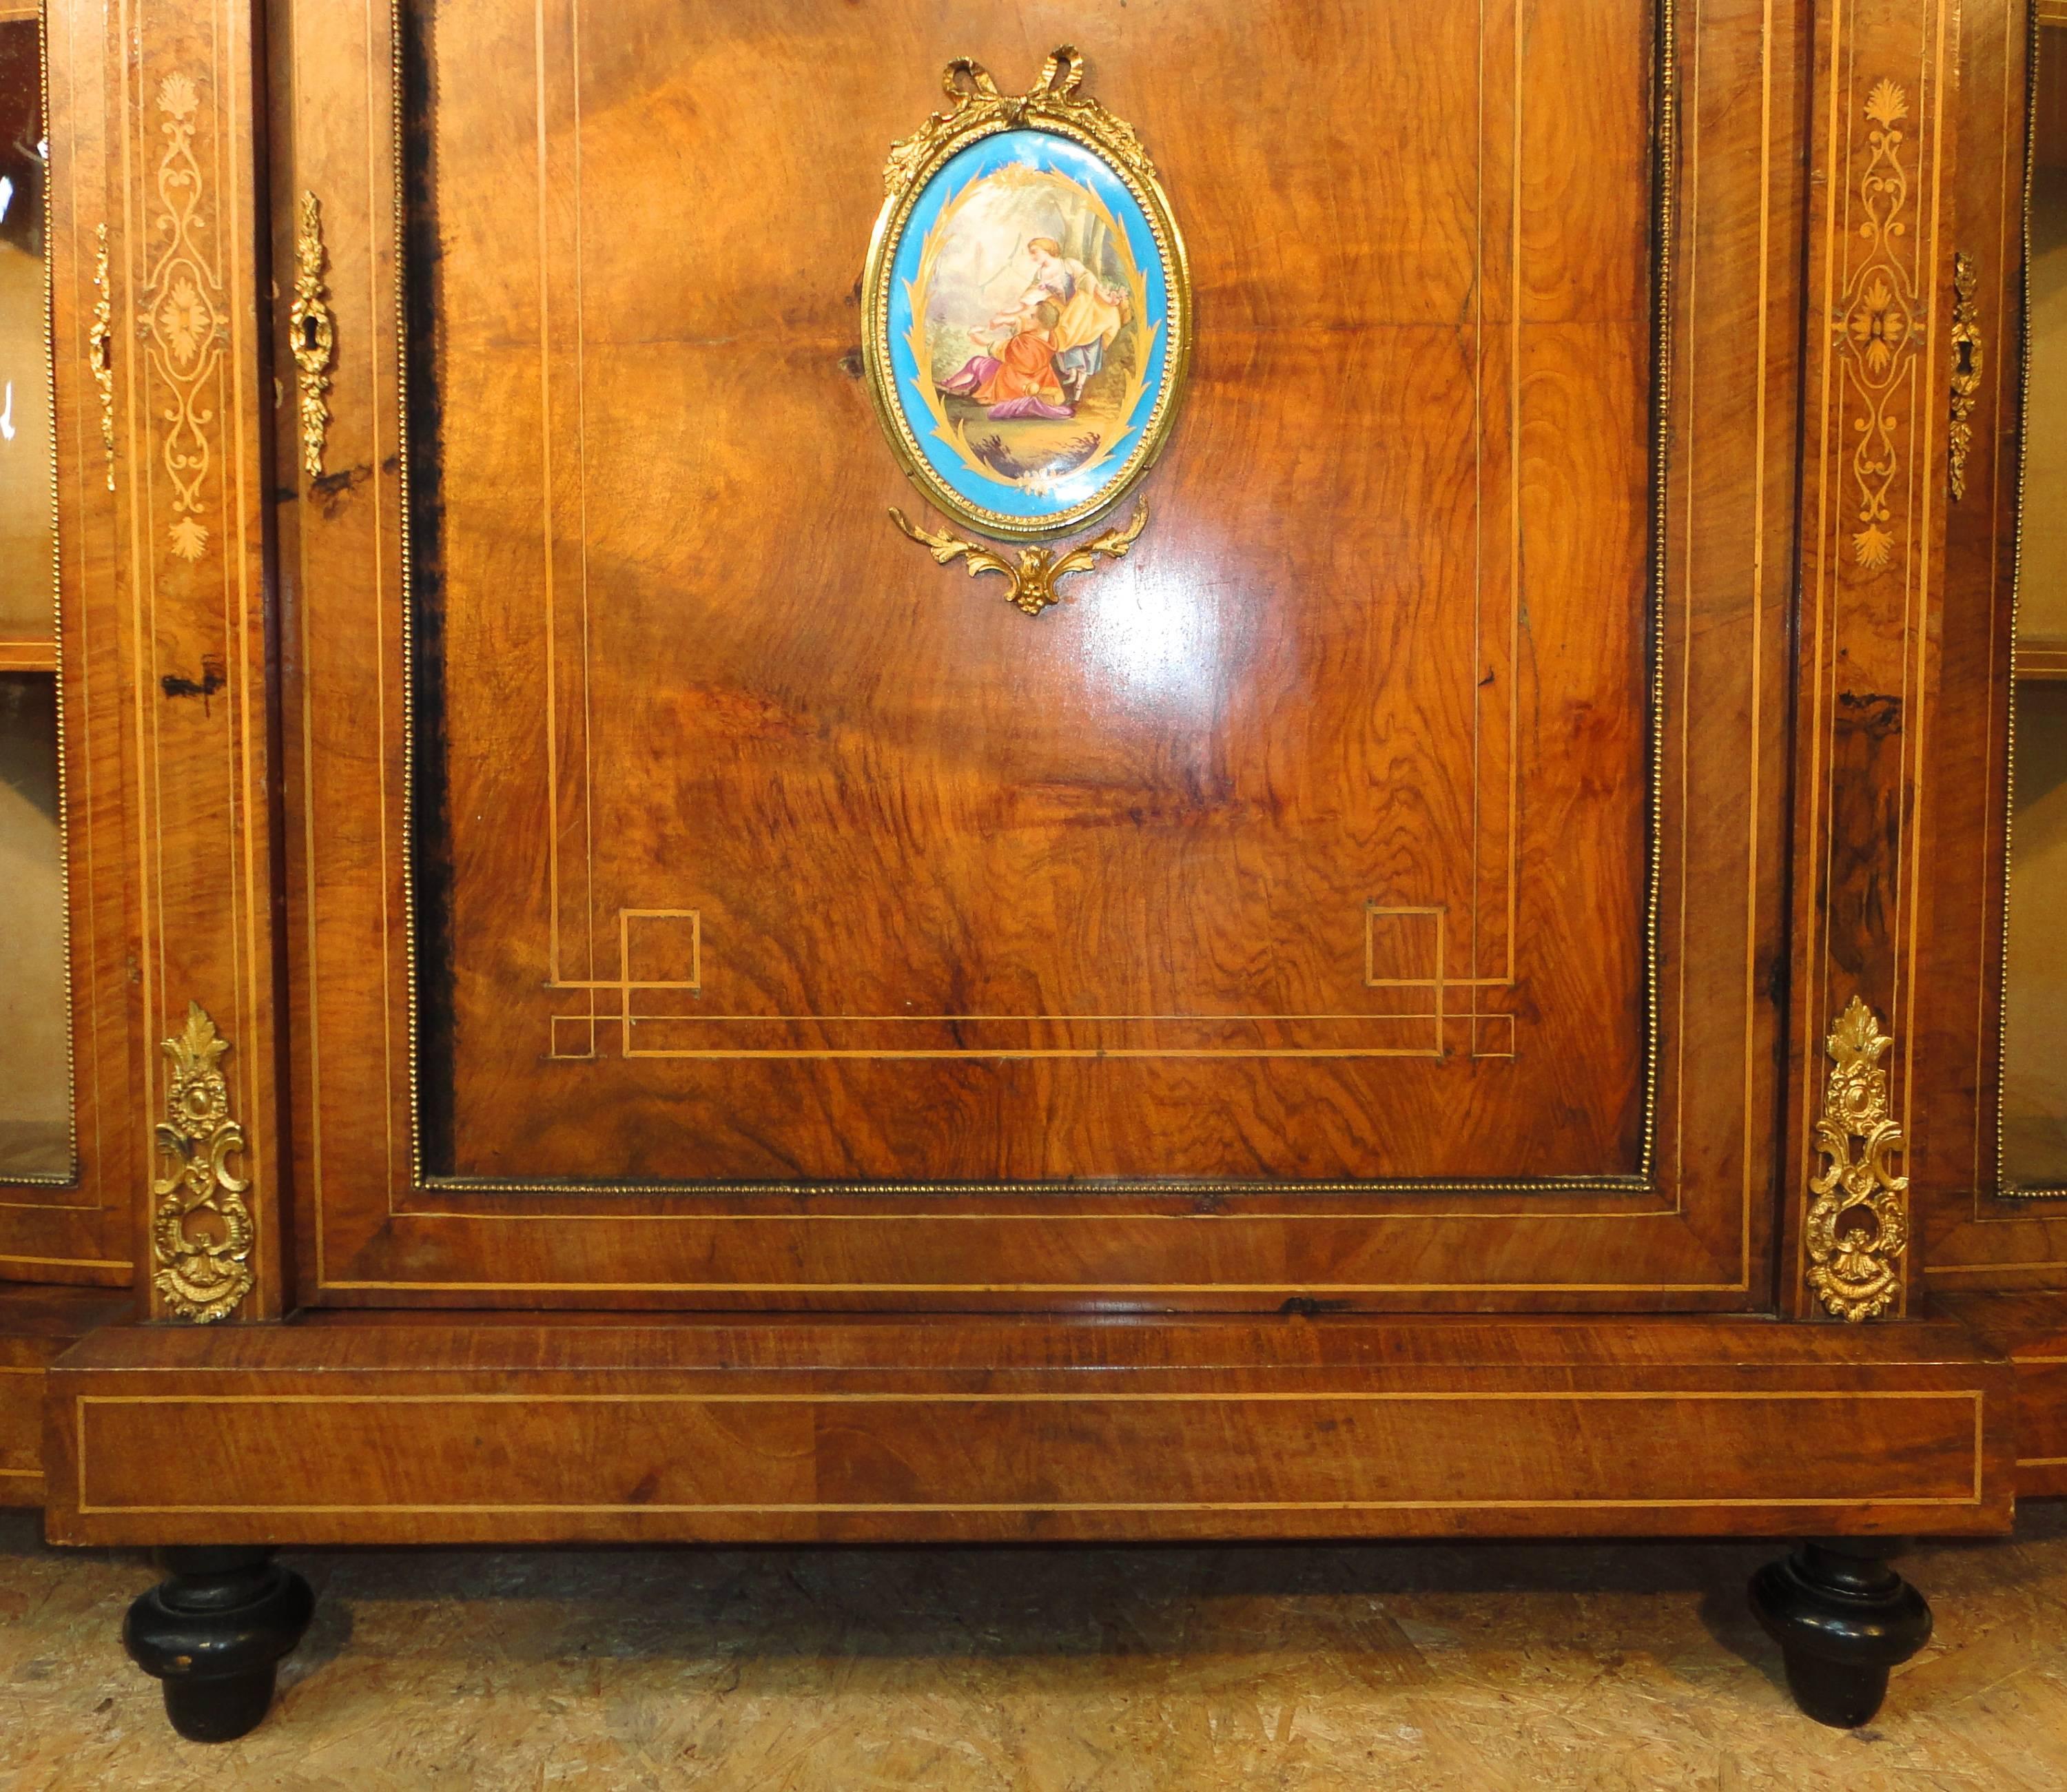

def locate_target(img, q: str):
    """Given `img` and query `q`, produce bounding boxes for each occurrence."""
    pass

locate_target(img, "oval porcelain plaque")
[863,56,1191,544]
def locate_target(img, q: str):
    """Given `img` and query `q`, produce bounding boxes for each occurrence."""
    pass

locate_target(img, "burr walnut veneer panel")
[421,0,1653,1185]
[276,0,1798,1304]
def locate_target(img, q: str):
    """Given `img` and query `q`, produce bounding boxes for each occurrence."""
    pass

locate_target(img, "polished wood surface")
[41,1312,2015,1545]
[79,0,293,1318]
[1940,1291,2067,1495]
[15,1,2063,1700]
[0,1285,130,1505]
[1917,2,2067,1283]
[418,0,1654,1185]
[274,0,1800,1308]
[1782,0,1958,1317]
[0,0,145,1287]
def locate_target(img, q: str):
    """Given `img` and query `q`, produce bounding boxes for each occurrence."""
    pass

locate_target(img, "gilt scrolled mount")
[289,190,336,480]
[1948,249,1982,502]
[147,1001,254,1324]
[889,500,1148,615]
[862,47,1190,613]
[90,223,115,491]
[1805,996,1909,1323]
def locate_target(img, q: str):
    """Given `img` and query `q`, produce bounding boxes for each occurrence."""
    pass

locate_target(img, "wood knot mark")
[1278,1296,1354,1319]
[1834,690,1903,739]
[161,655,226,711]
[311,463,371,518]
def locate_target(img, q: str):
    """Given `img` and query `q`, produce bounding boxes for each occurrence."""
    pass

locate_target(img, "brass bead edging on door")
[288,191,335,480]
[148,1002,254,1324]
[383,10,1687,1202]
[89,223,114,492]
[1806,997,1909,1323]
[1948,249,1982,502]
[889,501,1148,616]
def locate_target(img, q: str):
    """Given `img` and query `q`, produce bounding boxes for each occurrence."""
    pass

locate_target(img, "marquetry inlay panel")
[1789,0,1955,1319]
[109,0,285,1318]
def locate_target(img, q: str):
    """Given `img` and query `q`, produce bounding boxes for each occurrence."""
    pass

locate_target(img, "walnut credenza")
[0,0,2057,1742]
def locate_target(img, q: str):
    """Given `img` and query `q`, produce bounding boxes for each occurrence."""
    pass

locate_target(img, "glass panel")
[0,14,68,1182]
[0,672,68,1177]
[2004,23,2067,1186]
[0,14,52,643]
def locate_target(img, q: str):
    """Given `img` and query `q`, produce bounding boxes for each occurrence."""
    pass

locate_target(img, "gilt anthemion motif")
[141,72,225,564]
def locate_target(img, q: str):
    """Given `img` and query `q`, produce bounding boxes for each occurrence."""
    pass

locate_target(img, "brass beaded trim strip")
[1996,6,2059,1199]
[1,11,82,1191]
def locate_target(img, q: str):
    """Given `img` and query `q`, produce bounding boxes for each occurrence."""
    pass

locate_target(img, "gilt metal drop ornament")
[149,1002,254,1324]
[1805,996,1909,1323]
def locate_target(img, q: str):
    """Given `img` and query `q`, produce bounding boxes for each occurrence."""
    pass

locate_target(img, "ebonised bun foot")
[1748,1538,1933,1728]
[123,1547,316,1742]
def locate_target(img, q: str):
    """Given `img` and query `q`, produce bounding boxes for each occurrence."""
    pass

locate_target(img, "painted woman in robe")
[937,236,1131,421]
[938,298,1071,419]
[1025,237,1130,405]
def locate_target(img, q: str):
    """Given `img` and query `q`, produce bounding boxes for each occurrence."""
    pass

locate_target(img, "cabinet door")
[276,1,1799,1310]
[1915,0,2067,1287]
[0,0,137,1290]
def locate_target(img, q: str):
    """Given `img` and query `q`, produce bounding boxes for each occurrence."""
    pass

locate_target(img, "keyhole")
[301,315,320,354]
[1956,341,1975,378]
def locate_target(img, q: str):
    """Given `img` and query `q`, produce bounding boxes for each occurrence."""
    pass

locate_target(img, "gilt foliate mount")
[862,47,1191,615]
[149,1001,255,1324]
[890,500,1149,617]
[1806,996,1909,1324]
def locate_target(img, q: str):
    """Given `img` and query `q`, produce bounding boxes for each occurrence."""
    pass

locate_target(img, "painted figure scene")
[915,160,1149,497]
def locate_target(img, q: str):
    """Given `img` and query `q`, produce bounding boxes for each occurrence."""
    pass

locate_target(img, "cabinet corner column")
[109,0,291,1323]
[1784,0,1959,1321]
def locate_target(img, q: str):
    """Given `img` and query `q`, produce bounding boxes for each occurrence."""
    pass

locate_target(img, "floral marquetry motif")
[90,224,115,491]
[140,72,225,564]
[1806,998,1909,1324]
[1835,79,1919,574]
[148,1003,254,1325]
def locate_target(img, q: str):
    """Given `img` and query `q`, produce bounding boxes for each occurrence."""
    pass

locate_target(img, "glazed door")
[1913,0,2067,1288]
[274,0,1800,1310]
[0,0,138,1290]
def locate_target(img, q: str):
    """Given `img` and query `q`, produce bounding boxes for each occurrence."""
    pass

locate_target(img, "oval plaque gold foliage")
[862,48,1192,614]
